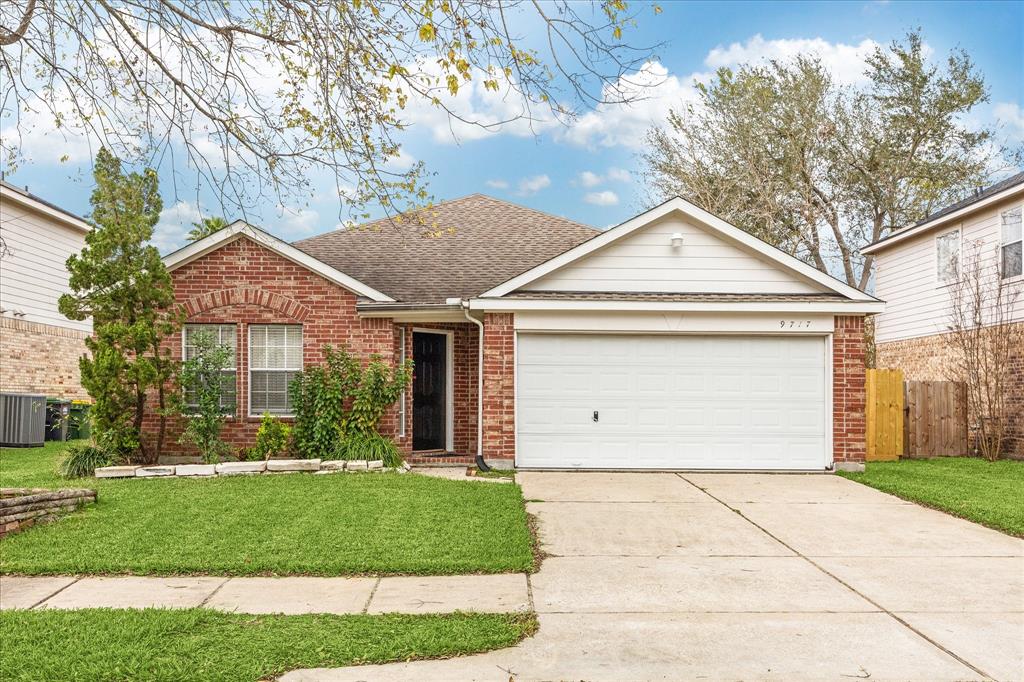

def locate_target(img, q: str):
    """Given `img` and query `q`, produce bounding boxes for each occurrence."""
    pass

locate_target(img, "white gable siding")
[521,214,827,295]
[0,200,91,332]
[873,195,1024,344]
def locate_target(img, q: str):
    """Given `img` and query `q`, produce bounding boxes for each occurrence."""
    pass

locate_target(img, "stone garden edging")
[94,459,412,479]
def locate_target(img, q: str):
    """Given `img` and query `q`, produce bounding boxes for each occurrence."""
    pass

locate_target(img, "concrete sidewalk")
[0,573,530,615]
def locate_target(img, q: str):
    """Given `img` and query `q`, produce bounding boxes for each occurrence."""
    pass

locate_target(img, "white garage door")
[516,334,828,470]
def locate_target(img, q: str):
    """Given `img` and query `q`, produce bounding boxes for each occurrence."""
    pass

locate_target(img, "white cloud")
[516,174,551,196]
[995,102,1024,143]
[153,200,204,254]
[584,190,619,206]
[561,36,888,151]
[704,35,882,86]
[275,205,321,235]
[606,167,631,183]
[485,179,509,189]
[578,171,603,187]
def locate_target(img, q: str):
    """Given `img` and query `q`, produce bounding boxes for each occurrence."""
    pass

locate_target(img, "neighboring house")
[862,172,1024,457]
[0,181,91,400]
[149,194,882,470]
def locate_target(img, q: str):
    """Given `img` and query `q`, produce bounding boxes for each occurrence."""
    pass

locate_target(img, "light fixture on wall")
[670,232,684,249]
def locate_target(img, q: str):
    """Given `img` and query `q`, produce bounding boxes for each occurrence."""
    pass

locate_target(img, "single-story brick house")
[148,194,883,470]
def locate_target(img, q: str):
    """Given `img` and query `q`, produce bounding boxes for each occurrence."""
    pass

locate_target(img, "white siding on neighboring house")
[873,195,1024,344]
[0,191,91,332]
[521,214,828,295]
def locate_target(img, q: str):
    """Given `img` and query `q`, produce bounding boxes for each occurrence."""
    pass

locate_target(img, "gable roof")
[162,220,395,302]
[861,172,1024,255]
[1,180,91,232]
[294,194,598,303]
[480,196,878,303]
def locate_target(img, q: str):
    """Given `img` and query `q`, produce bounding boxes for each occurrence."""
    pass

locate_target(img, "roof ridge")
[294,193,597,245]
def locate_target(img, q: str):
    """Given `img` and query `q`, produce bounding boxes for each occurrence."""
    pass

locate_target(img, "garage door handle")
[593,411,599,422]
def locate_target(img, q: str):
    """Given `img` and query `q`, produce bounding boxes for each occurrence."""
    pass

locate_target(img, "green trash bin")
[68,401,92,440]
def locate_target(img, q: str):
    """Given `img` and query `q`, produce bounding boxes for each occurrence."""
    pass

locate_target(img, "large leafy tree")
[643,32,1010,289]
[59,148,179,462]
[1,0,655,219]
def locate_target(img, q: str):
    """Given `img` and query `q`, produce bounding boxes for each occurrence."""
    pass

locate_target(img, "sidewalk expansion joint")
[28,576,82,610]
[362,577,382,614]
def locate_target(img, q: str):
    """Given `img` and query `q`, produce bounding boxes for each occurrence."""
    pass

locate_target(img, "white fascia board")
[481,197,877,302]
[1,185,91,232]
[861,184,1024,255]
[162,220,395,302]
[468,298,886,314]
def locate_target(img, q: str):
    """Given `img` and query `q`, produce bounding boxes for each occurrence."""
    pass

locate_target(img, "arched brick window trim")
[181,286,311,322]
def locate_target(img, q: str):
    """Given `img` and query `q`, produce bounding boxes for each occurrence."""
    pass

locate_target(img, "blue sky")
[3,0,1022,252]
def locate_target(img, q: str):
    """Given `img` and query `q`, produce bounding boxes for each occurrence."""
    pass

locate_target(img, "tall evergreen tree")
[59,148,179,461]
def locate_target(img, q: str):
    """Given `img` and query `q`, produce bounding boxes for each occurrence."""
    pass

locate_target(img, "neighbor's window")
[936,229,960,284]
[183,324,237,414]
[1001,206,1022,279]
[249,324,303,416]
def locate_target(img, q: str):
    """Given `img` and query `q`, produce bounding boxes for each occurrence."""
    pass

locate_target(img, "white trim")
[469,298,885,314]
[480,197,876,302]
[513,329,519,468]
[411,328,455,452]
[825,333,834,471]
[0,182,91,232]
[247,324,303,418]
[163,220,395,302]
[861,183,1024,255]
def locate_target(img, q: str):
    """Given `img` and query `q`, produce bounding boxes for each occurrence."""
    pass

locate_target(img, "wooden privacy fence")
[904,380,968,457]
[865,370,969,459]
[866,369,904,461]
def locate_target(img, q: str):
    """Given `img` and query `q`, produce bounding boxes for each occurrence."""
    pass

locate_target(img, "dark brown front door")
[413,332,447,451]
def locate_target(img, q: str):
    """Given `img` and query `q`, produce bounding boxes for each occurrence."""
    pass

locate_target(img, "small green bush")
[253,413,292,460]
[177,330,233,463]
[335,431,403,467]
[59,442,114,479]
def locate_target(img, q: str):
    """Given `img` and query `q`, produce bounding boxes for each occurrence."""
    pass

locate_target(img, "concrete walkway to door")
[285,471,1024,682]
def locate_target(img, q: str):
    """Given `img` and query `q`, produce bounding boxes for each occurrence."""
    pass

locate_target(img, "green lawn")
[0,608,536,682]
[839,457,1024,537]
[1,442,534,575]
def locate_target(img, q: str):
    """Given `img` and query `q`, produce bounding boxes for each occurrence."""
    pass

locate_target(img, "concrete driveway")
[285,472,1024,682]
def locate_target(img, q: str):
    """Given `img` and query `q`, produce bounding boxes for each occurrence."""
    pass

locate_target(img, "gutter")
[458,299,490,472]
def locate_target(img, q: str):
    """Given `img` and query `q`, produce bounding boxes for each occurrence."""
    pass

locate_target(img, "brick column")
[481,313,515,460]
[833,315,867,465]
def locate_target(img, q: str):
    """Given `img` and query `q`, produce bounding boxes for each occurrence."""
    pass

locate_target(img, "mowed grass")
[0,443,534,575]
[839,457,1024,537]
[0,608,537,682]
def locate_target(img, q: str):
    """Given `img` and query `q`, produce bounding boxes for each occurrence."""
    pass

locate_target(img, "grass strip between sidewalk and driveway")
[0,608,537,682]
[839,457,1024,537]
[1,442,534,576]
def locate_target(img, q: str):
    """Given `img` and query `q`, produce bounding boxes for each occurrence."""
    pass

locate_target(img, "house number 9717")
[779,320,813,329]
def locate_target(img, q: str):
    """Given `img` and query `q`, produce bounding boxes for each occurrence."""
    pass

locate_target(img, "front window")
[183,324,237,414]
[249,325,303,416]
[935,229,960,284]
[1001,206,1022,279]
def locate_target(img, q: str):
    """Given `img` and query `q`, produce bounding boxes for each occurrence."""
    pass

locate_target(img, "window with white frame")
[183,324,237,414]
[248,325,302,416]
[1001,206,1022,279]
[935,229,960,284]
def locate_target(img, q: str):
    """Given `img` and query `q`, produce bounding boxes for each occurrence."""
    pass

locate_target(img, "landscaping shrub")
[59,442,114,479]
[290,345,411,460]
[335,431,403,467]
[252,413,292,460]
[177,330,233,463]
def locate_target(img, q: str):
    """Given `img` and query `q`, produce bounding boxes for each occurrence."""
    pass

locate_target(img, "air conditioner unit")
[0,393,47,447]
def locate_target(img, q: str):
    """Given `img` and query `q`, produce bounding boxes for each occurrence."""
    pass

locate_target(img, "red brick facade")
[481,313,516,460]
[832,315,867,464]
[877,325,1023,458]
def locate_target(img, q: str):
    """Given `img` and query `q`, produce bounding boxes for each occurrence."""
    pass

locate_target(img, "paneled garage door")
[516,334,828,470]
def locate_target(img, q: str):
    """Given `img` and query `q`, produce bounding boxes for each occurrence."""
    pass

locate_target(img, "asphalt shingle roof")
[294,194,599,303]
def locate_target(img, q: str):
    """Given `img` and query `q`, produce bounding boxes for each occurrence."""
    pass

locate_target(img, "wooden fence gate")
[865,369,904,461]
[865,371,969,459]
[904,380,969,457]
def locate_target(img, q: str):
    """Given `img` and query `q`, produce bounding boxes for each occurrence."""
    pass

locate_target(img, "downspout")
[462,300,490,471]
